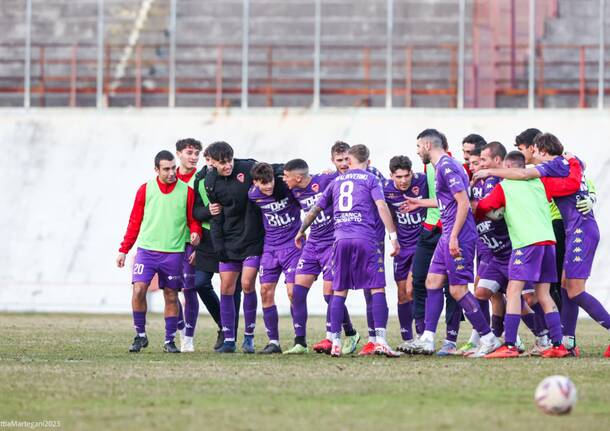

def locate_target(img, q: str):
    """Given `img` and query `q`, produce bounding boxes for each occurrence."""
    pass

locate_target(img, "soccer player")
[383,156,427,353]
[406,129,501,357]
[204,142,262,353]
[462,133,487,178]
[117,150,201,353]
[174,138,203,352]
[192,147,243,351]
[479,135,610,357]
[283,158,361,355]
[407,132,465,356]
[249,162,303,354]
[475,149,584,358]
[296,144,401,357]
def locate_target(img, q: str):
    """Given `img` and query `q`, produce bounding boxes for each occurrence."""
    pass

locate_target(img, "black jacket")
[192,166,220,273]
[204,159,264,261]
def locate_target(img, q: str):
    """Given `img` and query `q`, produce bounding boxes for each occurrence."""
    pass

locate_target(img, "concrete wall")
[1,107,610,315]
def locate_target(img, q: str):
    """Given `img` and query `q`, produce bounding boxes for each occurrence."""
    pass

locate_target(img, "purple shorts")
[393,247,415,282]
[429,234,475,286]
[563,224,599,280]
[259,245,302,284]
[509,244,557,283]
[182,244,196,290]
[132,248,183,290]
[295,240,333,281]
[331,238,386,291]
[478,255,509,294]
[219,255,261,273]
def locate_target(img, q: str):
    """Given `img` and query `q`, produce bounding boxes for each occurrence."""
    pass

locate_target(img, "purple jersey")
[291,173,335,245]
[434,155,477,239]
[536,156,597,233]
[248,185,301,251]
[471,176,512,259]
[317,168,385,241]
[383,173,427,251]
[368,166,387,242]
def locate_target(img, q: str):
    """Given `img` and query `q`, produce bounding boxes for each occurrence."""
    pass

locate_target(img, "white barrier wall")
[1,108,609,315]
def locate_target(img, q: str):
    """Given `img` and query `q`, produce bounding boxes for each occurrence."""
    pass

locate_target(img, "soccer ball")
[485,207,505,221]
[534,375,577,415]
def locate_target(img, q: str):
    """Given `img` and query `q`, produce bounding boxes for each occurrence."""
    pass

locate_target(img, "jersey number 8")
[338,181,354,211]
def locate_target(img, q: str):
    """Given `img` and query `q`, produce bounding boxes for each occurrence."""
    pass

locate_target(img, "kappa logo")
[294,323,302,328]
[236,173,245,183]
[573,237,583,244]
[514,259,523,265]
[456,265,464,270]
[575,228,583,234]
[311,183,319,193]
[515,250,523,256]
[486,183,494,189]
[454,256,464,262]
[378,268,384,273]
[573,256,583,262]
[573,247,582,253]
[444,168,452,174]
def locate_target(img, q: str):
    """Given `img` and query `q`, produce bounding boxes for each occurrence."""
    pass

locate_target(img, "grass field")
[0,313,609,431]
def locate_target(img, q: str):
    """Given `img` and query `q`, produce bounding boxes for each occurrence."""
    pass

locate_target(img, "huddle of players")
[117,129,610,358]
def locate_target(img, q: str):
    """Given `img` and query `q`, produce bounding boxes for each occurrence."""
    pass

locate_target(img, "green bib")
[197,178,211,231]
[424,163,441,225]
[138,179,188,253]
[549,200,562,221]
[501,179,555,249]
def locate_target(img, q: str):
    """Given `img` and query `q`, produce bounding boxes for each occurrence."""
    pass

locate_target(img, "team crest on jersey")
[311,183,319,192]
[237,173,245,183]
[411,186,420,196]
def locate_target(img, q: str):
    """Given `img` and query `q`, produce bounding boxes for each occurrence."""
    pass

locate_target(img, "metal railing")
[3,0,608,109]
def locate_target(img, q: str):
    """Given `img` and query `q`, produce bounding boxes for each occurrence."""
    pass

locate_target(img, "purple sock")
[263,305,279,342]
[478,299,490,325]
[324,294,332,334]
[531,302,548,336]
[415,317,425,336]
[220,294,236,341]
[424,288,444,333]
[133,311,146,334]
[342,305,355,335]
[571,291,610,330]
[521,312,537,336]
[458,292,491,337]
[330,295,346,336]
[503,313,521,345]
[445,305,462,343]
[292,285,309,338]
[371,292,389,330]
[491,314,504,338]
[561,288,579,337]
[243,291,257,336]
[544,311,563,345]
[364,289,375,338]
[183,289,199,337]
[397,301,414,341]
[164,316,178,343]
[177,301,185,331]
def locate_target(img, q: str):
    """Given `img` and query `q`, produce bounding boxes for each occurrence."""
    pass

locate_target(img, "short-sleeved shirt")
[434,154,477,239]
[383,173,428,251]
[290,173,336,246]
[471,176,512,259]
[317,168,384,241]
[248,185,302,251]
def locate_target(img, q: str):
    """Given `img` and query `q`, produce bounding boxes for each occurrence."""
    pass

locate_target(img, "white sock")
[326,331,333,341]
[270,340,279,346]
[468,329,480,345]
[184,336,193,343]
[138,332,146,338]
[332,333,341,345]
[421,330,435,342]
[375,328,387,344]
[444,339,457,346]
[480,331,496,344]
